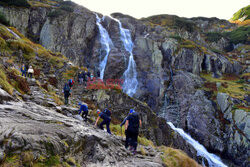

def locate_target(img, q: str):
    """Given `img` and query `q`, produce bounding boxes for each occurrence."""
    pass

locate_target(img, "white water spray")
[95,14,113,80]
[167,122,227,167]
[115,19,138,96]
[6,27,20,39]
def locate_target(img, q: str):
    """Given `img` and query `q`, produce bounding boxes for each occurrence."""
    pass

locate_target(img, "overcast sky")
[71,0,249,19]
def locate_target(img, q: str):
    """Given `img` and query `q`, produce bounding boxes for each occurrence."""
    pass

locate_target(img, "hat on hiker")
[129,109,135,114]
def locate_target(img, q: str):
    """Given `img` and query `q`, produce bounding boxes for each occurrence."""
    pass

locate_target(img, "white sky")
[71,0,249,20]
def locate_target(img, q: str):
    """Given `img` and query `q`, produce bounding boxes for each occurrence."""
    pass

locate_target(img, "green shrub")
[0,12,9,26]
[206,32,225,42]
[0,0,30,8]
[174,17,196,33]
[226,26,250,45]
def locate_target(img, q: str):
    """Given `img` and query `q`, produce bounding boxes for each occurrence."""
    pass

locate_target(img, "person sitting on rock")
[27,66,34,78]
[78,102,88,121]
[95,108,112,134]
[125,109,141,154]
[20,64,26,77]
[63,82,71,105]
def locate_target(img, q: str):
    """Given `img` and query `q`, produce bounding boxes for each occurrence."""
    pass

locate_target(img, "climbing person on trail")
[95,108,112,134]
[120,113,131,149]
[20,64,26,77]
[78,71,84,84]
[63,82,71,105]
[96,70,100,79]
[125,109,141,154]
[87,70,91,80]
[68,79,75,88]
[78,102,88,121]
[27,66,34,78]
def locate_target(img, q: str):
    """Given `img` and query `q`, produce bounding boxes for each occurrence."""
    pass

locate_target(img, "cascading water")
[95,14,113,80]
[168,122,227,167]
[6,27,20,39]
[162,67,227,167]
[115,19,138,96]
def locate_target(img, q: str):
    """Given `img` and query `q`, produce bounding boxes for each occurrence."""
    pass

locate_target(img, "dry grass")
[159,146,201,167]
[200,73,248,100]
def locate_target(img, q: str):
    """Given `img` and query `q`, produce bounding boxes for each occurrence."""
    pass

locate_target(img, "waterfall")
[6,27,20,39]
[168,122,227,167]
[161,66,227,167]
[95,14,113,80]
[115,19,138,96]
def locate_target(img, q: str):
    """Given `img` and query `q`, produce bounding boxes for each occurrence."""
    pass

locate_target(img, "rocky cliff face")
[0,1,249,166]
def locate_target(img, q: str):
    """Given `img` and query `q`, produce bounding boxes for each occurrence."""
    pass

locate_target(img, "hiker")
[20,64,26,77]
[78,71,83,84]
[83,71,87,87]
[96,70,100,79]
[68,79,75,88]
[120,114,130,149]
[95,108,112,134]
[90,72,94,81]
[63,82,71,105]
[78,102,88,121]
[27,66,34,78]
[87,70,91,80]
[125,109,141,154]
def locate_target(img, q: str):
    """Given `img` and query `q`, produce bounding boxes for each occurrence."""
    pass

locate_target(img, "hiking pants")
[81,110,88,121]
[125,130,129,149]
[79,78,83,84]
[99,118,111,134]
[22,71,26,77]
[127,130,139,150]
[64,93,70,105]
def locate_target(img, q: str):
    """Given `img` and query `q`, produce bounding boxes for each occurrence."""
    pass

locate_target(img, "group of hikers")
[79,101,141,154]
[77,69,100,86]
[63,79,141,154]
[20,64,34,78]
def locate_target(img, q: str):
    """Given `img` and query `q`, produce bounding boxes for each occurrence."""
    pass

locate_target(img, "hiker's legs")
[106,119,111,134]
[64,94,69,105]
[132,132,139,151]
[125,130,129,148]
[99,120,105,130]
[80,78,83,84]
[83,110,88,120]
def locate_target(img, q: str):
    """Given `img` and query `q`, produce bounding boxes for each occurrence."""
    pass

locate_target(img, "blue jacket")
[79,104,88,115]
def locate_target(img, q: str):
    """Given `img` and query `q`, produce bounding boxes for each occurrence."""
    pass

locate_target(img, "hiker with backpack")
[20,64,26,77]
[125,109,141,154]
[63,82,71,105]
[95,108,112,134]
[78,102,88,121]
[68,79,75,88]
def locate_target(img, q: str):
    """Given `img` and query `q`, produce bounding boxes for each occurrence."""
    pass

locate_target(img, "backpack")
[69,79,75,87]
[128,112,139,133]
[64,83,70,92]
[104,109,111,117]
